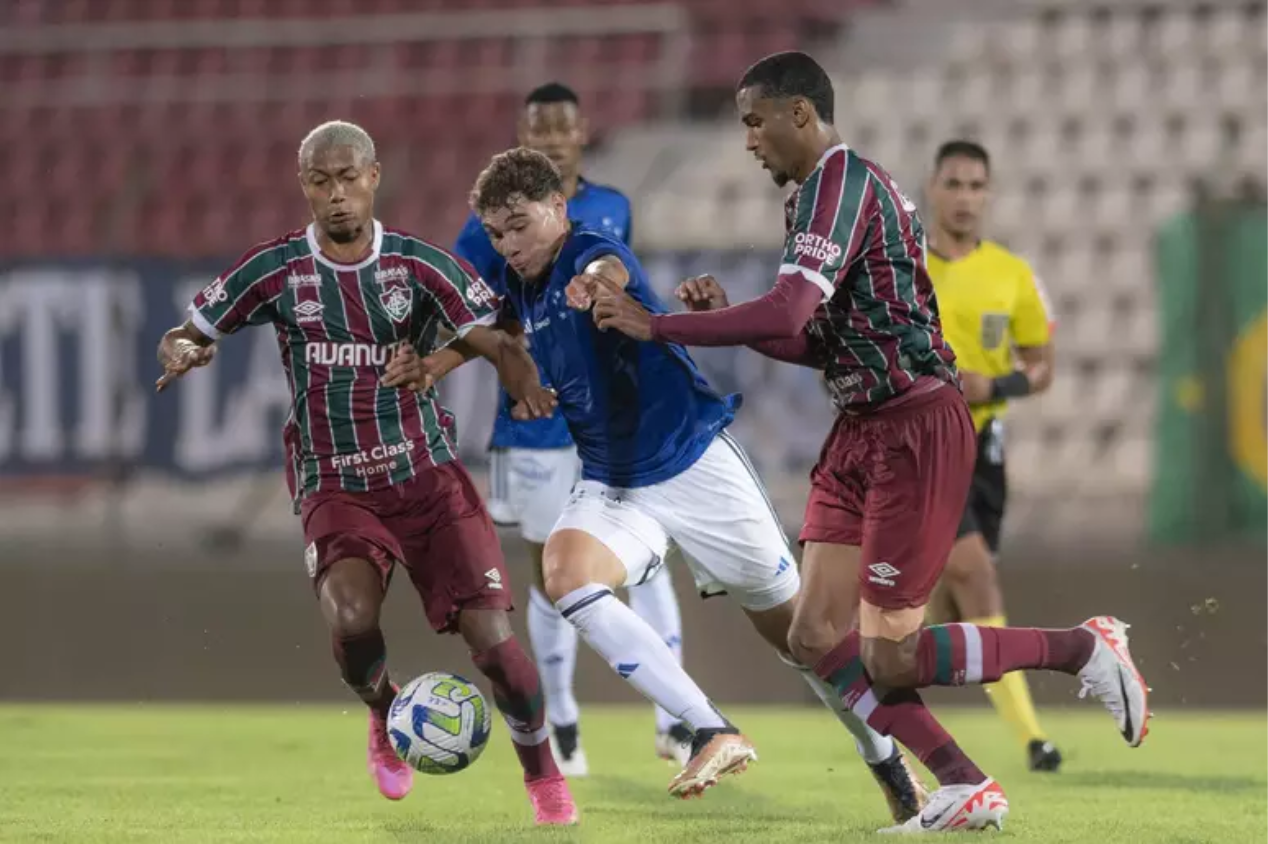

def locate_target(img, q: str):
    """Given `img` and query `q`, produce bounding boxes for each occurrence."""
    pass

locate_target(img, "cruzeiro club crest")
[380,287,413,323]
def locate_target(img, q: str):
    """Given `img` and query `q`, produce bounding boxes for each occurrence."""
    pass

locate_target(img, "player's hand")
[675,275,729,312]
[959,370,993,404]
[155,333,216,392]
[565,273,600,310]
[381,342,440,392]
[589,274,653,341]
[511,385,559,421]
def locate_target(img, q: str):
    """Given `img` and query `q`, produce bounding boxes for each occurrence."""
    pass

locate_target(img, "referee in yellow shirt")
[924,141,1063,773]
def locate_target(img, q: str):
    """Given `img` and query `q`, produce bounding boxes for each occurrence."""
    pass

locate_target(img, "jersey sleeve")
[415,249,502,338]
[1011,261,1055,347]
[778,151,870,301]
[187,240,290,339]
[617,193,634,247]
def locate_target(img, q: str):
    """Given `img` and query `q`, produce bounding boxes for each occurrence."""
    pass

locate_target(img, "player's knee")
[542,559,588,604]
[786,618,839,667]
[328,593,379,636]
[458,608,513,653]
[318,560,382,635]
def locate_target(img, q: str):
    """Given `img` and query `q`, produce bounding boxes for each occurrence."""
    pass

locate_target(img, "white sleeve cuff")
[778,263,835,301]
[453,309,499,339]
[188,305,223,340]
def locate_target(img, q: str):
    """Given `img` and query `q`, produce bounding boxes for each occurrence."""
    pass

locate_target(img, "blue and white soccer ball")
[387,672,493,775]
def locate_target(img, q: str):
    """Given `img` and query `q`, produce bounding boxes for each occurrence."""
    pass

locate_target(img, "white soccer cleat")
[655,723,694,767]
[878,778,1008,834]
[1077,616,1152,747]
[548,726,589,778]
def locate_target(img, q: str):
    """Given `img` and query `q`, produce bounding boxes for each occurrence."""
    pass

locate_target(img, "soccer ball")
[387,672,493,775]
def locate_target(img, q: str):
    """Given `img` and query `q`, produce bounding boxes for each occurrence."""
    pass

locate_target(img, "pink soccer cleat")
[526,775,580,825]
[368,708,413,801]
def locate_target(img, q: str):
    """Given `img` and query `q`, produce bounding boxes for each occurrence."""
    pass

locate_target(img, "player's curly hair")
[470,147,564,215]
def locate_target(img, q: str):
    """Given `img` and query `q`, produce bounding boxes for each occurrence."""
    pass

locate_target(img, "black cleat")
[552,723,579,759]
[868,747,929,823]
[1028,739,1063,772]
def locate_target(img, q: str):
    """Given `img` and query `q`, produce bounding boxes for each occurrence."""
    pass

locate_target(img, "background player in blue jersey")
[453,83,688,775]
[421,146,927,818]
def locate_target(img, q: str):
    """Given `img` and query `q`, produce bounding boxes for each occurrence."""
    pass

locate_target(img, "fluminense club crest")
[380,287,412,322]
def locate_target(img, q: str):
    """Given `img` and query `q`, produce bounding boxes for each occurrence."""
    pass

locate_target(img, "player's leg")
[302,493,412,800]
[858,396,1149,755]
[545,484,753,798]
[394,462,576,826]
[948,448,1062,772]
[513,448,586,776]
[626,566,690,764]
[653,432,923,821]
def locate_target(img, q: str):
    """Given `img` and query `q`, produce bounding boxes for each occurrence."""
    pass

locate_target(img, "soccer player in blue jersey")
[454,83,689,775]
[419,146,927,819]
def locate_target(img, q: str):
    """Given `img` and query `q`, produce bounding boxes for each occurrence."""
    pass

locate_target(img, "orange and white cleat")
[667,727,757,799]
[1077,616,1152,747]
[878,778,1008,833]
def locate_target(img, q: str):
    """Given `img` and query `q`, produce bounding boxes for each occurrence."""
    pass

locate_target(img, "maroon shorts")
[799,381,976,610]
[300,461,511,633]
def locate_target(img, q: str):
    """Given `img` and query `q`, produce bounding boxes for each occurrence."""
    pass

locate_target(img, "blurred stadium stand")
[0,0,1263,549]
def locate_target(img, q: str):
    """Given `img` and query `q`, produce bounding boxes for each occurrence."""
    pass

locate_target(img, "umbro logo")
[484,568,503,590]
[868,562,900,587]
[293,300,325,323]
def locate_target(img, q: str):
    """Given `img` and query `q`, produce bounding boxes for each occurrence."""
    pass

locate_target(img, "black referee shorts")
[955,419,1007,555]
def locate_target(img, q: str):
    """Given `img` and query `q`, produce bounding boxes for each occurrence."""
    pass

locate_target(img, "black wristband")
[989,370,1032,400]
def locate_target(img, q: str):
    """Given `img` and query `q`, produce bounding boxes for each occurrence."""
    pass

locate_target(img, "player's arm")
[674,274,826,368]
[565,254,630,310]
[597,157,868,346]
[992,265,1057,400]
[409,255,555,419]
[156,243,287,391]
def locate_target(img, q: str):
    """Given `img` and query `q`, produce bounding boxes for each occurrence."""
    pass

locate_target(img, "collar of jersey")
[306,219,384,272]
[812,142,850,175]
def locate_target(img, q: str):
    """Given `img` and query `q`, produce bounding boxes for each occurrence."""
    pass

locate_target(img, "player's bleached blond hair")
[297,121,377,169]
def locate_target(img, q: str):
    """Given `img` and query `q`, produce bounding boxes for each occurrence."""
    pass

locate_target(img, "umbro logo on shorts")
[867,562,900,587]
[484,568,503,590]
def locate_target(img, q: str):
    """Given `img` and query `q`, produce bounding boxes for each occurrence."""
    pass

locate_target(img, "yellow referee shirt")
[927,241,1055,432]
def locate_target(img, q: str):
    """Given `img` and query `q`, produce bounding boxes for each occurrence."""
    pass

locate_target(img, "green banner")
[1149,200,1267,545]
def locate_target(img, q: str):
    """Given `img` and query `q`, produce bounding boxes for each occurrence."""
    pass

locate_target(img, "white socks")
[626,568,685,734]
[556,584,727,731]
[778,651,895,765]
[526,586,580,727]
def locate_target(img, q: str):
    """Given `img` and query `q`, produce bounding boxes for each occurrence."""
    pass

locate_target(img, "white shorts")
[553,431,799,612]
[487,447,582,544]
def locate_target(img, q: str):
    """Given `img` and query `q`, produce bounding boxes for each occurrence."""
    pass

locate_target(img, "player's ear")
[791,97,814,129]
[576,115,590,147]
[370,161,382,190]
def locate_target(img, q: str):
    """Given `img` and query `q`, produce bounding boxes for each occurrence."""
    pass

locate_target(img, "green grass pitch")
[1,705,1263,843]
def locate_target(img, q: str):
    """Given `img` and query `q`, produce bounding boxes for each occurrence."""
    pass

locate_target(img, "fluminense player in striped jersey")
[592,52,1151,833]
[154,121,579,827]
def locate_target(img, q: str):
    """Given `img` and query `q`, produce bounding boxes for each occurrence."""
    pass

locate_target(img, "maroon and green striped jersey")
[780,144,957,408]
[188,220,500,507]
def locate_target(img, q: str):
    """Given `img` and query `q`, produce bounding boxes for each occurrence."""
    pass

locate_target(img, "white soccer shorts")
[488,447,582,544]
[552,431,799,612]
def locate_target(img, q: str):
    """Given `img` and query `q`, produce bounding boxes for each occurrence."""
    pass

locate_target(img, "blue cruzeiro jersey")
[497,226,738,488]
[454,177,633,450]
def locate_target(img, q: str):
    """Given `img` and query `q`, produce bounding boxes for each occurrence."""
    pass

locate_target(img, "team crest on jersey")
[380,287,412,322]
